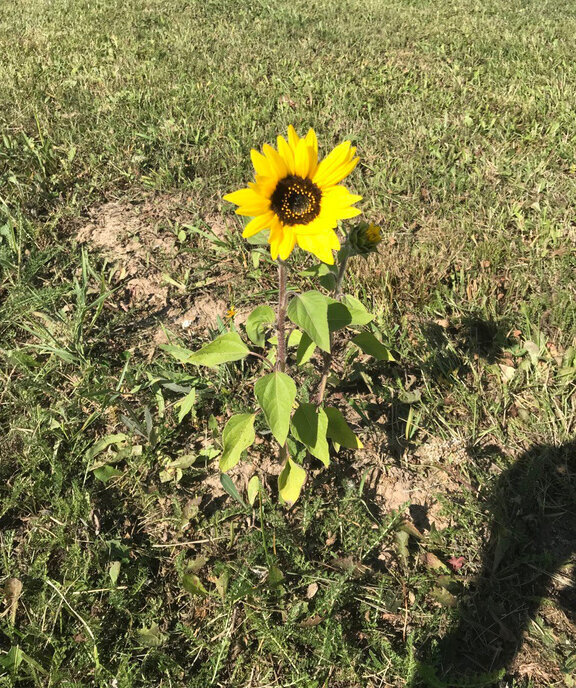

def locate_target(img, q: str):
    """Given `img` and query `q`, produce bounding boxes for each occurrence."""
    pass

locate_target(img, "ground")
[0,0,575,686]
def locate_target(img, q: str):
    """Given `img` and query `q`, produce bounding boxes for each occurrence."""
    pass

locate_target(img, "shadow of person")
[416,439,576,685]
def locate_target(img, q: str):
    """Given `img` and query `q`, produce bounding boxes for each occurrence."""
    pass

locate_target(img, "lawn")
[1,0,575,686]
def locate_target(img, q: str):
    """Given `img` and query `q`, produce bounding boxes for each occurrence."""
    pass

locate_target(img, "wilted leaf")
[245,305,275,347]
[247,475,261,506]
[278,458,306,506]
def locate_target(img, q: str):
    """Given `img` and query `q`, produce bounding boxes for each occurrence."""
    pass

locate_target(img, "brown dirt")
[76,194,238,357]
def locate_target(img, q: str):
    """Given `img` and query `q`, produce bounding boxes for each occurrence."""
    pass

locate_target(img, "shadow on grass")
[416,439,576,685]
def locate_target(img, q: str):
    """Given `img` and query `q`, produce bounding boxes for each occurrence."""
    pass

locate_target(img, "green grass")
[1,0,575,686]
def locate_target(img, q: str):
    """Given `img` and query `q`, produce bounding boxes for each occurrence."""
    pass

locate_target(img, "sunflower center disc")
[271,175,322,226]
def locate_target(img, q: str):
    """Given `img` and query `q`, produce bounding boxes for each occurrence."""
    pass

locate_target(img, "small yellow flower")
[224,125,361,265]
[347,221,383,255]
[226,306,237,319]
[365,223,382,245]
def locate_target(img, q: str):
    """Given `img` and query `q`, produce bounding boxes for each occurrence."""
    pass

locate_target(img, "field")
[1,0,575,686]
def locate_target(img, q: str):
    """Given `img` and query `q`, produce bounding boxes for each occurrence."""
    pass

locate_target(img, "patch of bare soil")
[359,437,471,530]
[76,197,183,309]
[76,194,238,349]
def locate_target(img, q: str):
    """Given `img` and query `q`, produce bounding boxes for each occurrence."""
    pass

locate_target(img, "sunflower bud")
[347,222,382,256]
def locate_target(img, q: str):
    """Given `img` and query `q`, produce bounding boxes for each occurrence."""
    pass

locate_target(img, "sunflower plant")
[164,126,391,505]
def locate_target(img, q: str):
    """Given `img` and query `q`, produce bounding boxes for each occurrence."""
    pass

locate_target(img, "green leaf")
[278,458,307,506]
[165,332,250,367]
[0,645,23,672]
[219,413,256,472]
[325,406,363,449]
[165,453,197,469]
[109,561,121,585]
[352,332,395,361]
[161,344,196,363]
[247,475,261,506]
[341,295,374,326]
[327,299,352,331]
[85,433,128,463]
[287,329,302,348]
[176,388,196,423]
[182,573,208,597]
[287,291,331,352]
[245,305,275,347]
[268,564,285,588]
[92,465,123,483]
[296,332,316,365]
[136,623,167,647]
[254,372,296,445]
[220,473,247,507]
[290,403,330,467]
[215,571,229,600]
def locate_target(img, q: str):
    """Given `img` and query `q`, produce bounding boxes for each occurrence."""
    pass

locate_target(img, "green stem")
[276,260,288,374]
[276,260,290,465]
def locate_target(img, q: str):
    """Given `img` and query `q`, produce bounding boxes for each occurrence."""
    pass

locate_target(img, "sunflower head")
[223,126,362,265]
[347,221,383,256]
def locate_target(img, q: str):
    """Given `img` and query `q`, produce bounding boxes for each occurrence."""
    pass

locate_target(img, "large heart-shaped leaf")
[254,372,296,445]
[291,403,330,466]
[164,332,250,368]
[219,413,256,472]
[287,291,331,352]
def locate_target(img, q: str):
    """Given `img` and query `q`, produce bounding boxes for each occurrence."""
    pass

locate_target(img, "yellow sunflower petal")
[287,125,300,152]
[304,128,318,156]
[332,205,362,220]
[242,211,275,238]
[234,196,271,216]
[268,218,284,261]
[277,135,296,175]
[224,187,266,207]
[296,233,336,265]
[321,185,363,207]
[262,143,288,179]
[313,141,358,189]
[250,177,277,198]
[293,215,336,236]
[250,149,273,178]
[316,156,359,190]
[294,138,312,178]
[278,225,297,260]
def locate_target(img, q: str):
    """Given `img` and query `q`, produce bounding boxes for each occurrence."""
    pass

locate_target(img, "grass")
[1,0,575,686]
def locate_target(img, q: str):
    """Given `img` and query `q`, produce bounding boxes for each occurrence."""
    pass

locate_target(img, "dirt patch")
[359,437,470,530]
[76,194,241,356]
[76,197,184,309]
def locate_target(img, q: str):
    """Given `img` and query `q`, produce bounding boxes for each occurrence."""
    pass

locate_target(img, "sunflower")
[223,126,362,264]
